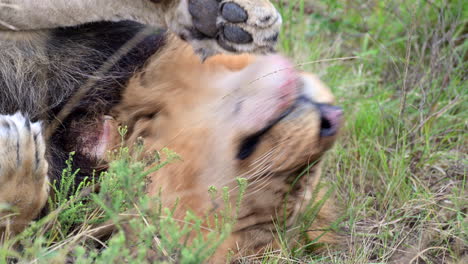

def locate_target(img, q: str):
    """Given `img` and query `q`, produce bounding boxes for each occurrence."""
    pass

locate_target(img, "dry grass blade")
[247,56,359,86]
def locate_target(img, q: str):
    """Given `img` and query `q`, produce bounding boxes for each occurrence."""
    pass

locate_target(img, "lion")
[0,0,281,58]
[0,23,344,260]
[0,0,282,239]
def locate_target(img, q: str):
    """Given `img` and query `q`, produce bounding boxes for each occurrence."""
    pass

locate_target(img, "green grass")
[1,0,466,263]
[274,0,466,263]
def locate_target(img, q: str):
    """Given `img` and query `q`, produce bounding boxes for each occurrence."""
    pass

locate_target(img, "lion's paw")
[0,113,49,235]
[170,0,282,58]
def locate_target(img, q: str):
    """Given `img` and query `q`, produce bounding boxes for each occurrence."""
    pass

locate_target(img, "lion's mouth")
[236,95,343,161]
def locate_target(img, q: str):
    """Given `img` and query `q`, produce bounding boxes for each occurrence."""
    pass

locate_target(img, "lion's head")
[106,36,343,257]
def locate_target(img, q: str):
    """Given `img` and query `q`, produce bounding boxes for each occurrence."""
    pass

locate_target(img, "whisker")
[245,172,275,197]
[229,135,297,195]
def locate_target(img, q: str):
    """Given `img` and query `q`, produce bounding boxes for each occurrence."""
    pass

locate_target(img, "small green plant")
[48,152,97,239]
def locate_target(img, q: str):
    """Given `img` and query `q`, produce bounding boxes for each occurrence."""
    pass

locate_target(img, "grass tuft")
[274,0,466,262]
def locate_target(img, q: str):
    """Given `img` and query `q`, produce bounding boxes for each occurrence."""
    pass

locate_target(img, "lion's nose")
[318,104,343,137]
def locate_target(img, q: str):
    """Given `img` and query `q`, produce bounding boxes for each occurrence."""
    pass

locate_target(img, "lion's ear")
[82,116,120,161]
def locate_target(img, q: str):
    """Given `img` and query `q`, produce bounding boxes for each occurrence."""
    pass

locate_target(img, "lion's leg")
[1,0,281,57]
[0,113,49,238]
[0,0,166,30]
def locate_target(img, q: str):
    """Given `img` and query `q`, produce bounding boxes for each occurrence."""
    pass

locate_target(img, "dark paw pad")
[188,0,219,37]
[221,2,248,23]
[223,25,252,44]
[188,0,254,45]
